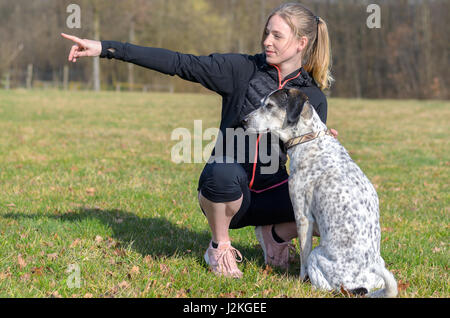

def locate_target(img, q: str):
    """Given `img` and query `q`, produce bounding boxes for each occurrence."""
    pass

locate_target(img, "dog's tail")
[367,263,398,298]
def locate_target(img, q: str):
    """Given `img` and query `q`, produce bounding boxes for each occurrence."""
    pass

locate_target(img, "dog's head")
[242,88,316,142]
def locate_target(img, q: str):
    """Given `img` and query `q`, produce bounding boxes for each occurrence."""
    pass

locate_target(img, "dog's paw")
[300,268,309,282]
[340,286,368,297]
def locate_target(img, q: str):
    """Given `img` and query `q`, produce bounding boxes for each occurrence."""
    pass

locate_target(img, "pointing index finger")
[61,33,85,46]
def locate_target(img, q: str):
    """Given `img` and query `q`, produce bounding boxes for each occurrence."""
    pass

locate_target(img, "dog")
[242,88,397,297]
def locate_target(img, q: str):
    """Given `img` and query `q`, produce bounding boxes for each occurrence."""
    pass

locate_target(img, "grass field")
[0,89,448,298]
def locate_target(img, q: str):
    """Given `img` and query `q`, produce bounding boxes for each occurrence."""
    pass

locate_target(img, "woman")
[62,3,336,278]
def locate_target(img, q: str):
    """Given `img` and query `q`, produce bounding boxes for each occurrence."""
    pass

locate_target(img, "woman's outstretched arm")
[61,33,255,96]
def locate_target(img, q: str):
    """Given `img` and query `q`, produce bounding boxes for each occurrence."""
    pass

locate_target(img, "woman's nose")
[263,35,272,47]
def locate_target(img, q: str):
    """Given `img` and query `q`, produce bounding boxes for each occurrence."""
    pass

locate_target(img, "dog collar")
[285,129,334,150]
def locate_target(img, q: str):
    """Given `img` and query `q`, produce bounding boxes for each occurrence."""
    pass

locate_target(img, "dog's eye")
[266,103,274,109]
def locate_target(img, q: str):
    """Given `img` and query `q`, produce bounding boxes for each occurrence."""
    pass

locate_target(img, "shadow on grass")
[3,207,263,268]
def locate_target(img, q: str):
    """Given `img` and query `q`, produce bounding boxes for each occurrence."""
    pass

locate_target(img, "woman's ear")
[297,36,308,53]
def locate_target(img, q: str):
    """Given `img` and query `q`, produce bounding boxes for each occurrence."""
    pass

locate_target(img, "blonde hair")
[261,3,334,90]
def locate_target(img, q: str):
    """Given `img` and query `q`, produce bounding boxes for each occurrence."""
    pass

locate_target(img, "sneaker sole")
[255,226,267,263]
[204,250,210,265]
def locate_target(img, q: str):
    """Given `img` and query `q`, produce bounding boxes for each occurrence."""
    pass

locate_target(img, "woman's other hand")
[61,33,102,62]
[330,128,338,138]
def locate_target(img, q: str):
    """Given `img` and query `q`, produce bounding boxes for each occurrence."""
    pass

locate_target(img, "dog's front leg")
[290,183,314,281]
[297,214,314,281]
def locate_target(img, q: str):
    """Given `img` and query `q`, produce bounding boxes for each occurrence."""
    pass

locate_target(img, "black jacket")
[100,41,328,190]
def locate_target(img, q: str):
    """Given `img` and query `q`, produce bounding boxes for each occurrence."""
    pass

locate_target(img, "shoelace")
[216,246,243,272]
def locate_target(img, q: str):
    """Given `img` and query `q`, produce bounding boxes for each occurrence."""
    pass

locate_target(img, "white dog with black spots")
[243,88,397,297]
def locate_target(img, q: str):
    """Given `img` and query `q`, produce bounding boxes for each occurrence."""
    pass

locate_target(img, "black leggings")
[197,158,295,229]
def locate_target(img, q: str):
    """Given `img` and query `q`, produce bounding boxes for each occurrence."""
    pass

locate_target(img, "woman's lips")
[265,50,275,56]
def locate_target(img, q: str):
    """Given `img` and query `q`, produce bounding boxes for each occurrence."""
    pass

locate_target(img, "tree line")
[0,0,448,99]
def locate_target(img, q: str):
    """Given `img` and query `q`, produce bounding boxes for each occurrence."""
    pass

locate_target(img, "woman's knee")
[198,159,248,203]
[209,159,246,185]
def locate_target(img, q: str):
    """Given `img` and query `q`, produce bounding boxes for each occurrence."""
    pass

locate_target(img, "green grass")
[0,89,448,298]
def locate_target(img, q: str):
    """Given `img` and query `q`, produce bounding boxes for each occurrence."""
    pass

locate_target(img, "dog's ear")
[286,89,309,126]
[300,100,314,120]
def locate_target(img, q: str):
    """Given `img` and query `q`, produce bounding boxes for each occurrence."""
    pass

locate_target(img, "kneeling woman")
[62,2,335,278]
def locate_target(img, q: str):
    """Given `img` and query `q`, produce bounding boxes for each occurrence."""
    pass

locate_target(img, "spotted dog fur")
[243,88,398,297]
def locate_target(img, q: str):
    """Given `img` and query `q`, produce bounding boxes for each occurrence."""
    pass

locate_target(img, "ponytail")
[303,17,334,90]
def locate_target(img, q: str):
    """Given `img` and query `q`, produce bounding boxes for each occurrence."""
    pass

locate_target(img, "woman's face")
[263,14,302,66]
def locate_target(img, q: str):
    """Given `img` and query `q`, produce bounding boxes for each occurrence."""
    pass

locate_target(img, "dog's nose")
[241,116,249,127]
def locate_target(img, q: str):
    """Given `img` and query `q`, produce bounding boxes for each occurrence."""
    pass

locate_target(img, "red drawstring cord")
[248,134,261,189]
